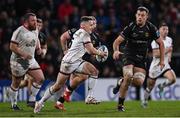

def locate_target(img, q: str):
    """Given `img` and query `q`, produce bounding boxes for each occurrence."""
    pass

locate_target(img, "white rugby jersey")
[62,28,91,62]
[10,26,39,61]
[151,36,172,63]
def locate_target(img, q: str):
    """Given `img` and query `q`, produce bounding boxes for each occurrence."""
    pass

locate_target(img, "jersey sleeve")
[120,22,133,39]
[151,40,159,49]
[10,27,21,44]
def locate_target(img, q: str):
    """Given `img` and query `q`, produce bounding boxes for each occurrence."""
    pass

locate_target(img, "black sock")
[118,97,125,105]
[58,97,65,103]
[67,85,74,92]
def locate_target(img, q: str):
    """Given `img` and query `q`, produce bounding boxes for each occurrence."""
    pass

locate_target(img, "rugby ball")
[96,45,108,62]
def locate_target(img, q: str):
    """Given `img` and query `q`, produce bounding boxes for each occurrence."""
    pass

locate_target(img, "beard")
[28,25,36,31]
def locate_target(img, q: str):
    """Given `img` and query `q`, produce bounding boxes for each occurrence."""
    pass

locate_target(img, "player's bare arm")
[113,35,124,60]
[152,47,172,57]
[60,31,71,54]
[155,38,165,68]
[10,42,32,60]
[84,42,106,57]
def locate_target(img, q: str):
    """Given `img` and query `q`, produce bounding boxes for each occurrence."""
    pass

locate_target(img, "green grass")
[0,101,180,117]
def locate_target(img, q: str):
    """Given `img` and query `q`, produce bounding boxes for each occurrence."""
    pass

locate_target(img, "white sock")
[87,76,97,98]
[144,88,151,101]
[28,82,41,102]
[56,101,62,105]
[161,79,172,88]
[39,87,54,104]
[9,86,18,107]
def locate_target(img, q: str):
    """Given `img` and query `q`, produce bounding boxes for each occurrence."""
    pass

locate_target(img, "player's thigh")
[133,67,146,85]
[28,59,44,84]
[27,69,44,84]
[80,61,99,76]
[163,69,176,82]
[122,64,134,78]
[10,61,28,78]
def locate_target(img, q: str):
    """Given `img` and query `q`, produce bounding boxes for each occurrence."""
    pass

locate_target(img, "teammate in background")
[54,16,101,111]
[8,13,45,110]
[141,22,176,108]
[34,16,107,113]
[18,18,47,108]
[113,6,165,111]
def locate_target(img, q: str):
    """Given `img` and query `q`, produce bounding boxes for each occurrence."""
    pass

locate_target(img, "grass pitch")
[0,101,180,117]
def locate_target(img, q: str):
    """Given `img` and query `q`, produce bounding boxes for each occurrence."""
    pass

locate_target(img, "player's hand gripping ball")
[96,45,108,62]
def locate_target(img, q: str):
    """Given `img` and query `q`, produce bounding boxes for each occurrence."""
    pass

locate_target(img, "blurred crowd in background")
[0,0,179,80]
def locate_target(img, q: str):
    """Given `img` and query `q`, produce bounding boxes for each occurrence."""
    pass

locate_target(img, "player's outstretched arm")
[113,35,124,60]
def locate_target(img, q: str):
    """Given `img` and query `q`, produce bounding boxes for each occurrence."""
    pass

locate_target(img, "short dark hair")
[137,6,149,14]
[159,22,168,28]
[23,13,36,21]
[80,16,93,23]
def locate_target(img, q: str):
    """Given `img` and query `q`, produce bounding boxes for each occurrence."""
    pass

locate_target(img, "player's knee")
[36,77,45,85]
[124,71,133,79]
[133,72,145,84]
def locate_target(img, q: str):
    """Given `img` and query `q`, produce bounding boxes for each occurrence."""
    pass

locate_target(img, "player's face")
[90,20,97,31]
[136,10,148,26]
[159,26,169,37]
[27,16,37,31]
